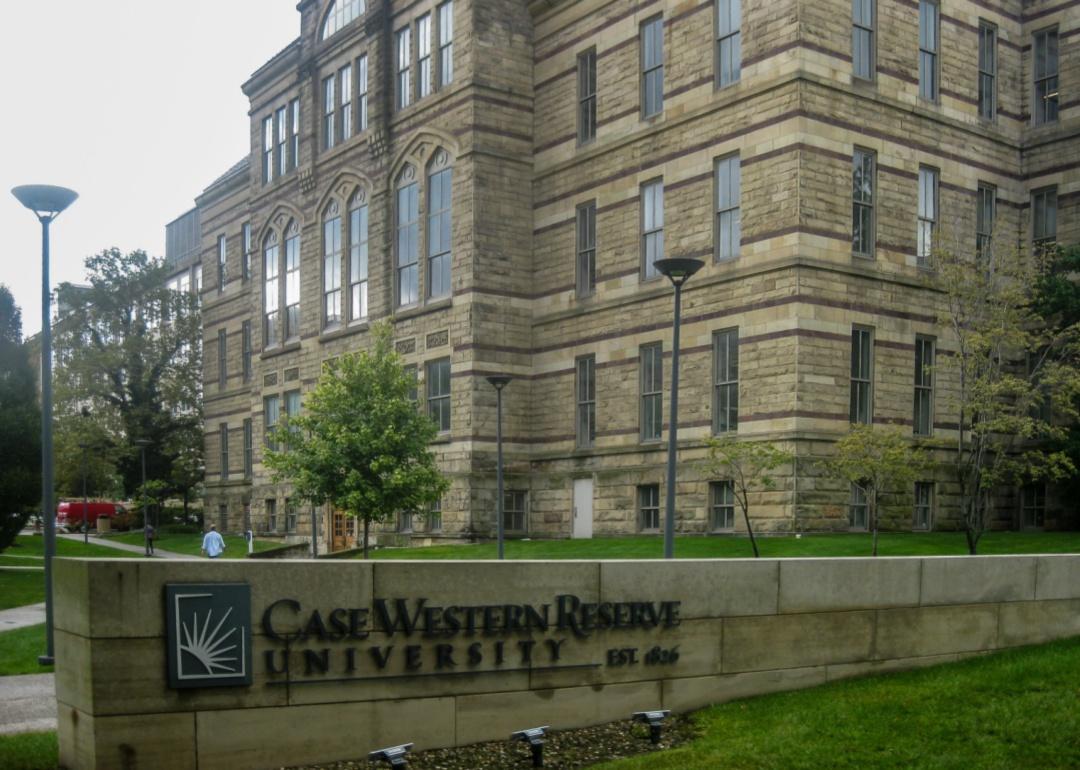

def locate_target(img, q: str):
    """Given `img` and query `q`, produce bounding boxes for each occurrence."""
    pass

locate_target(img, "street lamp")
[653,257,704,560]
[486,375,512,560]
[134,439,152,556]
[12,184,78,666]
[78,442,91,545]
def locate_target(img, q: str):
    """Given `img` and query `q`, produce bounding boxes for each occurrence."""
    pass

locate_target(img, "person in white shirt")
[201,523,226,559]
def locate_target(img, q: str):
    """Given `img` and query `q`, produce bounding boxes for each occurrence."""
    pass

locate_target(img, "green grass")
[0,732,57,770]
[0,625,52,676]
[100,530,279,558]
[595,637,1080,769]
[0,537,142,610]
[366,531,1080,560]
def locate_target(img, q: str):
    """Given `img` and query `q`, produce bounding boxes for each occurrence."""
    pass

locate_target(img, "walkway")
[0,603,46,632]
[0,674,55,735]
[56,532,195,559]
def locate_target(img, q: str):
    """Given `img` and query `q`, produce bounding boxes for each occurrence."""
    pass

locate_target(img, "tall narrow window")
[285,499,298,533]
[397,27,412,110]
[357,55,369,131]
[1033,28,1059,125]
[285,390,301,447]
[264,395,280,451]
[1021,484,1046,529]
[976,183,995,258]
[504,491,527,532]
[914,481,933,530]
[852,149,875,257]
[217,235,228,293]
[340,65,352,142]
[640,343,663,442]
[639,485,661,531]
[850,484,868,529]
[219,423,229,480]
[713,328,739,433]
[577,49,597,145]
[919,0,939,101]
[576,201,596,297]
[1032,187,1057,250]
[264,234,280,347]
[427,358,451,433]
[917,166,938,266]
[404,364,418,403]
[262,117,274,184]
[852,0,875,80]
[285,224,301,340]
[715,154,741,261]
[241,320,252,382]
[417,14,432,99]
[850,326,873,424]
[642,180,664,278]
[576,355,596,448]
[242,223,252,282]
[277,106,288,177]
[266,499,277,532]
[641,17,664,118]
[217,329,227,392]
[710,481,735,531]
[324,202,343,328]
[243,418,253,479]
[978,22,997,121]
[323,74,336,150]
[427,498,443,531]
[397,172,420,306]
[428,163,452,299]
[716,0,741,86]
[350,192,369,321]
[914,336,934,436]
[438,1,454,87]
[290,99,300,170]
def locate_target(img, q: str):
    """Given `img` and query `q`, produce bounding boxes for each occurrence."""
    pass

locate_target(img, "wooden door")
[332,509,349,552]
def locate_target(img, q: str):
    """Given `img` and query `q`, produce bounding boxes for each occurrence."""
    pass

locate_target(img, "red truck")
[57,501,125,530]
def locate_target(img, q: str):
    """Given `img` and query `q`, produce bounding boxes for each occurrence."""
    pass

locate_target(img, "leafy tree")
[700,436,793,557]
[0,286,40,552]
[52,249,202,499]
[54,408,122,500]
[827,424,930,556]
[265,323,449,557]
[933,242,1080,553]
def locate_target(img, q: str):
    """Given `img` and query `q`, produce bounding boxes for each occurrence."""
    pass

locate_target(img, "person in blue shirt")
[201,523,226,559]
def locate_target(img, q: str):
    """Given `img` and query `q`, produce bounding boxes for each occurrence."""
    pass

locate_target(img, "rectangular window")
[850,483,868,530]
[276,106,288,178]
[350,197,369,321]
[641,17,664,118]
[418,14,432,99]
[241,320,252,382]
[323,74,336,149]
[1021,484,1046,529]
[217,329,227,392]
[710,480,735,531]
[263,116,274,184]
[404,364,418,403]
[219,423,229,480]
[713,328,739,433]
[914,336,934,436]
[576,201,596,297]
[715,154,741,261]
[357,55,369,131]
[284,390,301,450]
[290,99,300,170]
[397,27,412,110]
[504,490,527,532]
[914,481,933,530]
[639,484,661,531]
[427,358,451,433]
[266,499,277,532]
[324,212,343,328]
[850,326,873,424]
[427,497,443,531]
[1033,28,1059,126]
[852,149,875,257]
[578,49,597,145]
[576,355,596,448]
[340,65,353,142]
[285,231,300,340]
[428,168,452,299]
[919,0,939,101]
[243,418,253,479]
[917,166,938,266]
[264,395,280,451]
[438,1,454,87]
[640,343,663,442]
[642,180,664,279]
[399,510,414,533]
[716,0,741,86]
[216,235,227,293]
[285,498,298,533]
[852,0,875,79]
[1032,187,1057,250]
[978,22,997,120]
[397,182,419,306]
[242,223,252,282]
[976,183,995,258]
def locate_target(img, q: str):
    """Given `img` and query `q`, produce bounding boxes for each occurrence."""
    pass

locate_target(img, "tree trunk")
[741,503,760,558]
[871,497,879,557]
[363,519,370,560]
[183,488,189,521]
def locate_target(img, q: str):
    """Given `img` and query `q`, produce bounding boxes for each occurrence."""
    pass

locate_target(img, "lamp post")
[78,442,91,545]
[486,375,512,560]
[134,439,152,556]
[12,184,78,666]
[653,258,704,560]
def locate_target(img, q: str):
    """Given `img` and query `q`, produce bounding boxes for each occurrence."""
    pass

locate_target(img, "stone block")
[53,558,91,638]
[372,560,600,606]
[825,653,959,682]
[661,666,827,712]
[54,630,94,715]
[76,709,197,770]
[600,559,778,619]
[1035,555,1080,600]
[778,558,920,613]
[722,611,875,672]
[998,599,1080,648]
[56,701,94,770]
[920,557,1037,606]
[875,604,999,659]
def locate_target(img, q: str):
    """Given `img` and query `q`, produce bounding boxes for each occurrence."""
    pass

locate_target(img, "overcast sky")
[1,1,299,336]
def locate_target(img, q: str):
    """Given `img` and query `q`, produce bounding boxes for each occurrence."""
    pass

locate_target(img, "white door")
[572,478,593,539]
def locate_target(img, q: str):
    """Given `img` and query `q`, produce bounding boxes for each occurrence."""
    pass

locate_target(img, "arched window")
[323,201,343,328]
[349,190,369,321]
[321,0,365,41]
[396,165,420,307]
[427,150,452,299]
[263,231,280,347]
[263,220,302,348]
[284,221,301,341]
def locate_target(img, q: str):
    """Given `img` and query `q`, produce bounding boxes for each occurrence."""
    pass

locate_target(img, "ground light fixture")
[487,374,512,560]
[632,709,671,745]
[511,725,549,767]
[368,743,414,767]
[653,257,704,559]
[12,184,79,666]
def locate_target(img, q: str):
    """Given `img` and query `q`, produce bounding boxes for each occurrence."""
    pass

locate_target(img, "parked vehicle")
[57,501,125,531]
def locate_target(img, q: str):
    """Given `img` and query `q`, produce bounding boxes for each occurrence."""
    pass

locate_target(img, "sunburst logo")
[165,583,252,689]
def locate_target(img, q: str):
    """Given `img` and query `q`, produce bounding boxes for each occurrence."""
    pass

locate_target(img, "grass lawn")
[0,537,141,610]
[0,625,51,676]
[0,732,57,770]
[366,531,1080,560]
[100,530,280,558]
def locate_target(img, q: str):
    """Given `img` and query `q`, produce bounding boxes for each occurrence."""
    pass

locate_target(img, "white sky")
[1,1,299,336]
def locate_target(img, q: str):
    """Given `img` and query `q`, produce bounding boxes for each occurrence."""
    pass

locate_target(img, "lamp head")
[12,185,78,219]
[486,374,513,391]
[133,439,152,448]
[654,257,705,288]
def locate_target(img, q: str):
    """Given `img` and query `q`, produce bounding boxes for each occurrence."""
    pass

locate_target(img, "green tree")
[265,323,449,557]
[0,286,40,552]
[933,242,1080,553]
[700,436,793,557]
[827,424,930,556]
[52,249,202,499]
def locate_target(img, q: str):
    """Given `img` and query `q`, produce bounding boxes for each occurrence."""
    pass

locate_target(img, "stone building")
[188,0,1078,551]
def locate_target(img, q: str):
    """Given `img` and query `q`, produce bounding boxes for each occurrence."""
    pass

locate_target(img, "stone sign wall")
[54,555,1080,769]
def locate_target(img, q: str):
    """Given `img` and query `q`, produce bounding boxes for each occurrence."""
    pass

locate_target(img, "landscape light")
[511,725,549,768]
[368,742,414,767]
[632,709,671,745]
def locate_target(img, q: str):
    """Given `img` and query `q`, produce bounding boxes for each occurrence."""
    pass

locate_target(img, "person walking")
[201,523,226,559]
[145,523,155,555]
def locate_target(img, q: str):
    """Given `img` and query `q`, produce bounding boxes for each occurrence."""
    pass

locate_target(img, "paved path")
[0,674,56,735]
[57,532,195,559]
[0,603,46,632]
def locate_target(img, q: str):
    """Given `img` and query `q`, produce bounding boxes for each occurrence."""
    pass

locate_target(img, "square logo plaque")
[165,583,252,689]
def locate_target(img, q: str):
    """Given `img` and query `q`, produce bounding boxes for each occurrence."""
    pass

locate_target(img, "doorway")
[572,478,593,539]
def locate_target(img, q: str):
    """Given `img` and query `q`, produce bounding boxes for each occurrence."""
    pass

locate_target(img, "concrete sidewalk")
[0,603,46,632]
[57,532,195,559]
[0,674,55,736]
